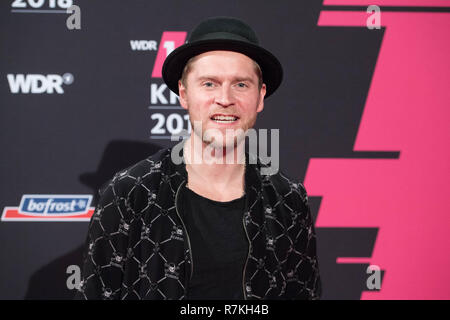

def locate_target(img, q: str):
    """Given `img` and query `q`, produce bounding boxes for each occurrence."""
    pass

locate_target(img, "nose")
[215,84,234,107]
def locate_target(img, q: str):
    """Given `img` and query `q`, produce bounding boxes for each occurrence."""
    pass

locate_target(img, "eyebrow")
[196,75,255,83]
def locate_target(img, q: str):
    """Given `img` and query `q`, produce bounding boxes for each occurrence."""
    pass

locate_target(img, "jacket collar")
[167,140,264,196]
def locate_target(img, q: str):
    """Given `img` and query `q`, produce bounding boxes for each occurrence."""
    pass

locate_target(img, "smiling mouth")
[210,114,239,123]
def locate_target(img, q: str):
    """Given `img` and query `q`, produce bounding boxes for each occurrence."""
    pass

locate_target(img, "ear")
[256,83,266,113]
[178,80,188,111]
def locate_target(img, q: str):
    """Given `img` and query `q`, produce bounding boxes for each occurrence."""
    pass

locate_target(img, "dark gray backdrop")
[0,0,385,299]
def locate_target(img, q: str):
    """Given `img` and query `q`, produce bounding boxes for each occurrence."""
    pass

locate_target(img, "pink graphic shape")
[305,11,450,299]
[323,0,450,7]
[151,31,187,78]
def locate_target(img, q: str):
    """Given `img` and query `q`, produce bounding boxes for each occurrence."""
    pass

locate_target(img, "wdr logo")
[129,40,158,51]
[1,195,94,221]
[7,73,74,94]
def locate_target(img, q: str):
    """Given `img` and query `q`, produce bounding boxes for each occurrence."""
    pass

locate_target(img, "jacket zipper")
[242,211,251,300]
[174,180,194,284]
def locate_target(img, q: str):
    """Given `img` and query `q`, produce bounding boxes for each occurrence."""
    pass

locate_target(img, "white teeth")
[213,120,235,123]
[211,115,238,121]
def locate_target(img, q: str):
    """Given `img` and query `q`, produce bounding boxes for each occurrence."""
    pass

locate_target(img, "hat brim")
[162,39,283,98]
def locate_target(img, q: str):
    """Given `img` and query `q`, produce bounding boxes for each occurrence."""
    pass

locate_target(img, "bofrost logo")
[7,73,74,94]
[1,194,95,222]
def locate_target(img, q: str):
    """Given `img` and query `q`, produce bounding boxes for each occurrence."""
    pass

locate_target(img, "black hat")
[162,16,283,98]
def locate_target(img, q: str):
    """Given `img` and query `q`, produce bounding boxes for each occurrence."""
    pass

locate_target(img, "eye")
[236,82,247,88]
[203,81,214,87]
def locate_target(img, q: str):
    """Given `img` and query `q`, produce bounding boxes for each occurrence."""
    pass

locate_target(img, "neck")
[182,134,246,200]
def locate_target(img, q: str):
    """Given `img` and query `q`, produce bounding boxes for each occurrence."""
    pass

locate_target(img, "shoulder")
[272,171,308,201]
[261,166,309,211]
[97,147,171,197]
[249,154,309,206]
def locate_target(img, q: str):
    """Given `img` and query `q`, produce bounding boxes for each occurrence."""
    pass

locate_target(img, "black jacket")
[76,147,321,300]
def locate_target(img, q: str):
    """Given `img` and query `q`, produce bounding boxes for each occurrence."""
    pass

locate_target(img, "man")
[76,16,321,300]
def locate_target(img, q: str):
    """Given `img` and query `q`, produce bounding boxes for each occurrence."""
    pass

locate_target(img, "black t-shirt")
[182,185,248,300]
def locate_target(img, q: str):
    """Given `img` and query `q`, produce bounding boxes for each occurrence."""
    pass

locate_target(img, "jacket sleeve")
[74,178,129,300]
[285,181,322,300]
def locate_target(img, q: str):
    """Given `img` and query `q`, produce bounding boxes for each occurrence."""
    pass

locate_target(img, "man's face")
[178,50,266,149]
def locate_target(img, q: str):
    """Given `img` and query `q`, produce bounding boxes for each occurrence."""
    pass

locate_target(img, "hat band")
[189,31,257,44]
